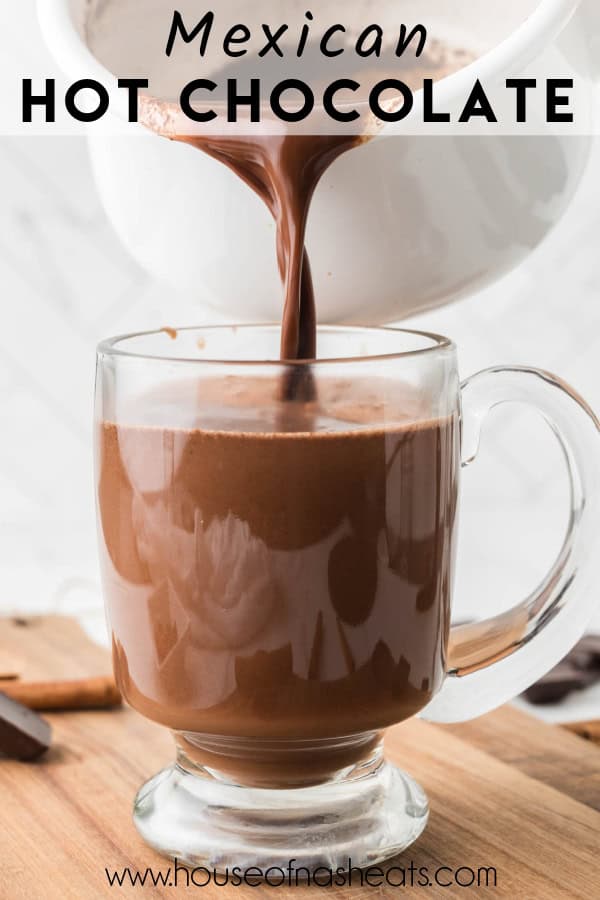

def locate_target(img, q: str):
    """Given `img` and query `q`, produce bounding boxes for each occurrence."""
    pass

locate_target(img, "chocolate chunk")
[578,635,600,654]
[0,692,52,761]
[524,668,592,705]
[524,636,600,705]
[571,635,600,671]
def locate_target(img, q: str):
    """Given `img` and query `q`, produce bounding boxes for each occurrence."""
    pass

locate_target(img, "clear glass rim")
[97,324,455,366]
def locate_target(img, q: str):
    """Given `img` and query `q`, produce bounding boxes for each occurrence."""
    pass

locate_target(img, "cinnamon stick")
[1,677,121,711]
[562,720,600,744]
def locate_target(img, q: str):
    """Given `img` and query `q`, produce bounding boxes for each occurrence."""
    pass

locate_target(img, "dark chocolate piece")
[524,668,592,705]
[524,636,600,705]
[0,692,52,761]
[570,635,600,671]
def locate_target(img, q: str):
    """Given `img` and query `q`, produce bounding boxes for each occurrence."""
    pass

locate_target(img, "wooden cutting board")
[0,616,599,899]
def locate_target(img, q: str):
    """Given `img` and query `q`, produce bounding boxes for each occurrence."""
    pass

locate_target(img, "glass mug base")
[133,735,429,874]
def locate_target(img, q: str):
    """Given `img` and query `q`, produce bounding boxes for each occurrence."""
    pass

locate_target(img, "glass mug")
[95,325,600,872]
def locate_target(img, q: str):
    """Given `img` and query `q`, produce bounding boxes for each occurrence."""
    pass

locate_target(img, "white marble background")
[2,3,600,722]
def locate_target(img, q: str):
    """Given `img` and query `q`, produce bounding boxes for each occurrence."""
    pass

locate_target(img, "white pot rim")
[38,0,583,125]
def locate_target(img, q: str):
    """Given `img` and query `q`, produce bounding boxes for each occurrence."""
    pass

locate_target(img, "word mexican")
[165,10,429,61]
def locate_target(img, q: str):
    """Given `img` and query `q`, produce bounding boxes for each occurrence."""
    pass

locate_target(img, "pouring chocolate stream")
[177,132,360,399]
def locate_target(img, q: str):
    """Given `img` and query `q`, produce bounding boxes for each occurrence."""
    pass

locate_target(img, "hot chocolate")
[98,377,459,785]
[90,5,466,785]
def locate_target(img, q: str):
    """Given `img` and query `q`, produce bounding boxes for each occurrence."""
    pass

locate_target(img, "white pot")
[39,0,598,323]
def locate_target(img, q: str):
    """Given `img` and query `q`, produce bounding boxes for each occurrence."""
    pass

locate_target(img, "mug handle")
[421,366,600,724]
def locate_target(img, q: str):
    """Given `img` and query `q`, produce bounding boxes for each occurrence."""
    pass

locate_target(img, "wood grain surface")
[0,616,599,899]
